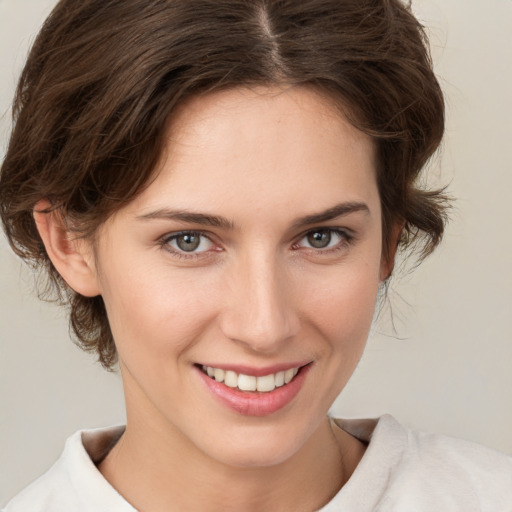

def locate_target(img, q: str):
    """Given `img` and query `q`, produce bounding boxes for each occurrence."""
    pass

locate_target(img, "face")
[90,86,388,468]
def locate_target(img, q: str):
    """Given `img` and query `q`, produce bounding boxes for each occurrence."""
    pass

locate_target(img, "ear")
[33,200,101,297]
[379,222,404,282]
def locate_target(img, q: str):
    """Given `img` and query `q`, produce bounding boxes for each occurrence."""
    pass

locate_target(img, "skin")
[36,85,396,511]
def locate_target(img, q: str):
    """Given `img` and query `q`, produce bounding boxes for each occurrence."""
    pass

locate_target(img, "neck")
[99,412,365,512]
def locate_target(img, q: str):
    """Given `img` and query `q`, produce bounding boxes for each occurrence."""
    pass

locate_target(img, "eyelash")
[158,231,218,260]
[158,228,354,260]
[292,228,353,255]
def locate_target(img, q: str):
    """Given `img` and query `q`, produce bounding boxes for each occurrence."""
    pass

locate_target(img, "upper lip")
[196,361,312,376]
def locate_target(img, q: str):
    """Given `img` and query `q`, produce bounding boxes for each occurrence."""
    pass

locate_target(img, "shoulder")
[328,415,512,511]
[403,421,512,479]
[394,419,512,509]
[3,426,133,512]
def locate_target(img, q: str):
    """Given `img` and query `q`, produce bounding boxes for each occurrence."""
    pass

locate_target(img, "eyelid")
[295,226,353,241]
[157,226,354,259]
[159,230,221,258]
[292,227,354,251]
[160,229,216,243]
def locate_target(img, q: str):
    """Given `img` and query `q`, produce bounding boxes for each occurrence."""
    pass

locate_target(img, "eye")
[296,228,349,250]
[163,231,214,254]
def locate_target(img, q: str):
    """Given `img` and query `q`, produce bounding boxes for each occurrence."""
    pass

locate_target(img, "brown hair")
[0,0,448,369]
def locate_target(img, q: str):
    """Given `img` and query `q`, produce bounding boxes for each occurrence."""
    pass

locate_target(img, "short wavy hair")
[0,0,448,369]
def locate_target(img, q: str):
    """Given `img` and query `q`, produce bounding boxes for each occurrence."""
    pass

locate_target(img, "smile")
[201,365,299,393]
[196,362,311,416]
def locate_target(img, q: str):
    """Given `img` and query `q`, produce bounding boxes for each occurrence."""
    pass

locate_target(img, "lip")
[195,362,312,416]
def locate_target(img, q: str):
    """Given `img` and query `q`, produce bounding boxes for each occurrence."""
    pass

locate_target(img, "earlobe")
[33,200,101,297]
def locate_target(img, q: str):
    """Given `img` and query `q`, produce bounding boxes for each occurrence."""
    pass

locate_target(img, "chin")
[212,443,301,470]
[197,418,317,469]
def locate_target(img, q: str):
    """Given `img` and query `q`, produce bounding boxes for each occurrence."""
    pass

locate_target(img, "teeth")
[202,365,301,393]
[238,374,257,391]
[214,368,225,382]
[284,368,295,384]
[224,370,238,388]
[257,374,276,392]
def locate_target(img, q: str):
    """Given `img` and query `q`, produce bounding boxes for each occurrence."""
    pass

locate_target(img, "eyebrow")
[292,201,370,229]
[136,209,234,229]
[136,201,369,230]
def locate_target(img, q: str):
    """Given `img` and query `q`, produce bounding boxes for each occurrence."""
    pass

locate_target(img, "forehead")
[125,85,379,224]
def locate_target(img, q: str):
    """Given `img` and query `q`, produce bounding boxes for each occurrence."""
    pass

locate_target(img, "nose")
[219,250,300,353]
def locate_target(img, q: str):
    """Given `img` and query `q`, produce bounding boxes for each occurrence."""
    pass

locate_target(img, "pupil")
[177,233,200,252]
[308,230,331,249]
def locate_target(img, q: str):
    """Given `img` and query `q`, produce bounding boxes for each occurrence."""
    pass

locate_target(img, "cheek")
[293,259,381,415]
[98,257,220,360]
[300,258,381,350]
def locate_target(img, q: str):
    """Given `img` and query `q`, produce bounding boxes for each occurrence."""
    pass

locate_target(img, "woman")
[1,0,511,510]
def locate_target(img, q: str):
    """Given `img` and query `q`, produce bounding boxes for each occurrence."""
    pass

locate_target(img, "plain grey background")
[1,0,511,505]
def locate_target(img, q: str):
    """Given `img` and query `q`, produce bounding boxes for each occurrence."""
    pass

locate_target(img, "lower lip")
[196,364,311,417]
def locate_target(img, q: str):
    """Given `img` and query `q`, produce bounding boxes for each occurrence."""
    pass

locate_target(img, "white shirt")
[4,415,512,511]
